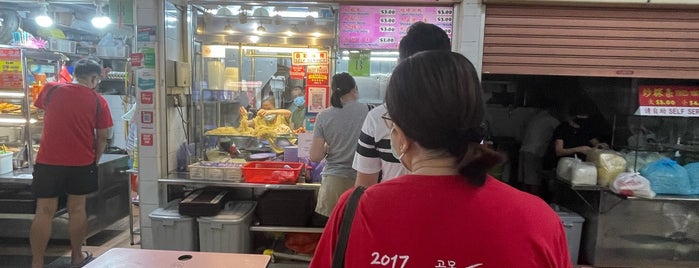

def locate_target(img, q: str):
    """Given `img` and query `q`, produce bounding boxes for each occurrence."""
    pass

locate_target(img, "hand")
[578,146,593,154]
[239,107,248,119]
[257,109,270,117]
[596,143,610,149]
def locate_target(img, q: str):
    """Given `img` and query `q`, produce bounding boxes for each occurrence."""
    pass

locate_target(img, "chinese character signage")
[292,51,329,66]
[638,85,699,117]
[339,5,454,49]
[0,48,23,89]
[348,50,371,77]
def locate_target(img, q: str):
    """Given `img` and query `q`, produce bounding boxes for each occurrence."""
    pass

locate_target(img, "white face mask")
[389,127,405,166]
[264,114,277,122]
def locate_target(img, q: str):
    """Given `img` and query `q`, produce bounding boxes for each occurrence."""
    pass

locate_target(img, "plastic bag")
[610,172,656,198]
[587,149,627,187]
[285,232,322,255]
[623,151,665,173]
[683,162,699,195]
[557,157,578,181]
[570,161,597,185]
[639,158,691,195]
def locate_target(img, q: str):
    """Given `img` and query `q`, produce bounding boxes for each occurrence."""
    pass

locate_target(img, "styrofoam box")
[0,152,12,174]
[149,200,198,251]
[551,204,585,264]
[198,201,256,253]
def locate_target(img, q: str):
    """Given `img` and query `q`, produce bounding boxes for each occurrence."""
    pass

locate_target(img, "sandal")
[70,251,94,268]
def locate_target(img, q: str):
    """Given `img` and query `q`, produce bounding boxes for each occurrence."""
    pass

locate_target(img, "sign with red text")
[638,85,699,117]
[0,48,22,89]
[141,133,153,146]
[140,92,153,105]
[292,51,329,66]
[290,65,305,80]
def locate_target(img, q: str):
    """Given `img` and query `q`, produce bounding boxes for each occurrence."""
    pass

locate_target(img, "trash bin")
[551,204,585,264]
[198,201,256,253]
[149,199,198,251]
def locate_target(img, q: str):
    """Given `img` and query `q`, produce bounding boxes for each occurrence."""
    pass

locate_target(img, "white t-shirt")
[352,104,408,182]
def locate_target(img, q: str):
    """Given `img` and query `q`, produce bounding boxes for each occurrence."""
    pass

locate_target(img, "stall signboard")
[0,48,23,89]
[307,65,329,87]
[638,85,699,117]
[292,51,329,66]
[339,5,454,49]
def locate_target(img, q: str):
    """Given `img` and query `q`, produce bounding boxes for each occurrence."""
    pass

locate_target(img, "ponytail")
[457,143,506,186]
[330,72,356,108]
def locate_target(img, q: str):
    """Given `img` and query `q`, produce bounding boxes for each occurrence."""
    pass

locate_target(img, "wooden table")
[84,248,271,268]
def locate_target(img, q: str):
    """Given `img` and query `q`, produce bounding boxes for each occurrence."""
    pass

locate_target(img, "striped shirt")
[352,104,408,181]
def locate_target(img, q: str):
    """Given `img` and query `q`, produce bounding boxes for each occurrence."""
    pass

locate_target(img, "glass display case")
[612,114,699,171]
[0,47,66,170]
[189,1,337,161]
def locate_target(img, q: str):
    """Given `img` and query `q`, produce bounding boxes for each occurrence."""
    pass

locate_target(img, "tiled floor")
[0,206,140,268]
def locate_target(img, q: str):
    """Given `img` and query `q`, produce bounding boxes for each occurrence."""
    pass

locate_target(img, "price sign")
[379,26,396,33]
[380,9,396,15]
[380,17,396,24]
[437,17,453,23]
[638,85,699,117]
[436,9,454,15]
[378,37,396,44]
[0,48,22,89]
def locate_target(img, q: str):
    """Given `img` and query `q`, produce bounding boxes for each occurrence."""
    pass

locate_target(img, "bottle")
[32,73,47,103]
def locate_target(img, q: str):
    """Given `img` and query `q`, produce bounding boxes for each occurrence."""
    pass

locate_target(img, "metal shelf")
[250,226,324,233]
[159,177,320,190]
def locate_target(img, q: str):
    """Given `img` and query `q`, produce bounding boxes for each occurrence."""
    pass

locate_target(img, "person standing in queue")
[310,73,370,222]
[310,51,571,267]
[30,59,113,268]
[353,22,451,187]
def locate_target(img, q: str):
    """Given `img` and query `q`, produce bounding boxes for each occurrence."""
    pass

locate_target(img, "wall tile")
[139,181,160,206]
[139,203,159,228]
[140,227,154,249]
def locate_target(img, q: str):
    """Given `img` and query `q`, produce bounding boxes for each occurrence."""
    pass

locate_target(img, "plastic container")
[197,201,256,253]
[551,204,585,264]
[189,162,243,181]
[242,161,303,184]
[49,39,76,54]
[96,46,129,58]
[0,152,13,174]
[149,200,198,251]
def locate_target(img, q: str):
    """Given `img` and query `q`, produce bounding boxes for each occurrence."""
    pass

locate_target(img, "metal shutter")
[483,5,699,79]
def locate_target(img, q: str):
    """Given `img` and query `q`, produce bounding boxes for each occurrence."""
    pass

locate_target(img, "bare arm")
[554,139,592,157]
[258,109,292,120]
[590,138,609,149]
[95,128,110,163]
[310,137,327,162]
[355,172,380,187]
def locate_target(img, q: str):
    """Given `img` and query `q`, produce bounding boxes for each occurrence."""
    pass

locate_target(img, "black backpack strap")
[43,84,65,108]
[331,186,366,268]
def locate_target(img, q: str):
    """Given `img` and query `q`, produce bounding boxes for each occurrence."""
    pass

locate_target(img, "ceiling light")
[249,36,260,43]
[312,32,322,37]
[291,25,300,33]
[223,24,234,33]
[256,25,266,34]
[35,3,53,28]
[91,3,111,29]
[284,31,294,37]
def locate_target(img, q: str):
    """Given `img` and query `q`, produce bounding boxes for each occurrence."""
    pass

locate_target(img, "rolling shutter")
[483,5,699,79]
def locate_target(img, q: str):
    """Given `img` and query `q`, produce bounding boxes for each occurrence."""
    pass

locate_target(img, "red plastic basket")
[242,161,304,184]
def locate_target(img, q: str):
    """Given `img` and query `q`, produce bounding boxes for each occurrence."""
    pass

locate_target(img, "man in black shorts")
[31,59,113,268]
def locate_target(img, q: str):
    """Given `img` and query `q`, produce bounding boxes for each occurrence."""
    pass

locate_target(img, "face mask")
[389,127,405,164]
[293,96,305,107]
[264,114,277,122]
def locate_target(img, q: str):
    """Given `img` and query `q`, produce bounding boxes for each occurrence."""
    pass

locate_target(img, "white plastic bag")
[610,172,656,198]
[557,157,578,181]
[570,161,597,185]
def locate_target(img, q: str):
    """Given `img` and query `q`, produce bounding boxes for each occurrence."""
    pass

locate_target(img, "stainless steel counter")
[0,154,131,239]
[551,178,699,267]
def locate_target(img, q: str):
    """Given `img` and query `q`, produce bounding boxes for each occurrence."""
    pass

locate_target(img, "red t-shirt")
[310,175,572,268]
[35,82,113,166]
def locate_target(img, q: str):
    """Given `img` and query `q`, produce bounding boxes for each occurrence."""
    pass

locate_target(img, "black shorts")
[32,163,98,198]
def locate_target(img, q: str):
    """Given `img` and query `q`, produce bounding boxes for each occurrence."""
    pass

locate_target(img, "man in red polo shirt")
[30,59,113,268]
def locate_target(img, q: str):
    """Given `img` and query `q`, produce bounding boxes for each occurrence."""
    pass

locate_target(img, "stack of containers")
[198,201,256,253]
[149,199,199,251]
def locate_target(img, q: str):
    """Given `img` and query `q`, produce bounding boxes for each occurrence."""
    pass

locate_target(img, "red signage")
[638,85,699,117]
[307,64,329,86]
[140,92,153,104]
[290,65,305,80]
[0,48,23,89]
[141,133,153,146]
[131,53,144,67]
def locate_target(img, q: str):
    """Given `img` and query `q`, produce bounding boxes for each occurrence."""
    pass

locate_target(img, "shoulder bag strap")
[331,186,366,268]
[43,84,65,108]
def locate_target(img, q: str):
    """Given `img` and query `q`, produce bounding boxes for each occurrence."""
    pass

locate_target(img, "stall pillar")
[453,0,485,77]
[134,0,168,249]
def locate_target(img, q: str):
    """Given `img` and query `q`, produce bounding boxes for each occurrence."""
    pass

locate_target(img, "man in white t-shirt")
[353,22,452,187]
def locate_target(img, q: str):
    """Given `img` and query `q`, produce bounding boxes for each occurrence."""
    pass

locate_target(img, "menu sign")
[339,5,454,50]
[638,85,699,117]
[0,48,23,89]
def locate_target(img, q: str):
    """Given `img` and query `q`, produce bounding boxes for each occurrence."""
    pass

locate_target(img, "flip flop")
[70,251,94,268]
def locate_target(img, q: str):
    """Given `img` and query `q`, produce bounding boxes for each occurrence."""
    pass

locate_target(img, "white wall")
[103,95,127,149]
[453,0,486,76]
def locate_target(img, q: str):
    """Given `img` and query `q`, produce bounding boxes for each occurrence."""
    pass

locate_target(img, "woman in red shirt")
[310,51,573,268]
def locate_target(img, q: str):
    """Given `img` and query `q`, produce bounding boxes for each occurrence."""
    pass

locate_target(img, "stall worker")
[240,96,291,128]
